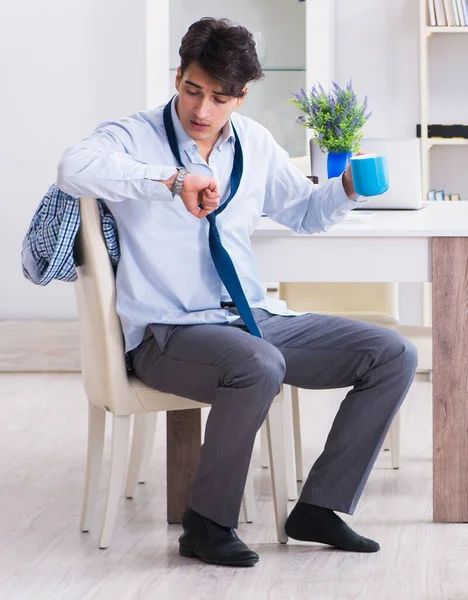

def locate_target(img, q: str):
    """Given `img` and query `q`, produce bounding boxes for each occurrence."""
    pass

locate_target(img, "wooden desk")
[168,203,468,523]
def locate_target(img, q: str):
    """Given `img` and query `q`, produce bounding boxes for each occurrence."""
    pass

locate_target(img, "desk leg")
[433,238,468,522]
[166,409,201,524]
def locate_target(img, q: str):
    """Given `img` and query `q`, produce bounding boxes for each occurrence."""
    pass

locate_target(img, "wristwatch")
[173,167,190,197]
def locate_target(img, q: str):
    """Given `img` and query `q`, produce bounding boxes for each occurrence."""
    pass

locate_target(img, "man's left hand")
[342,152,364,200]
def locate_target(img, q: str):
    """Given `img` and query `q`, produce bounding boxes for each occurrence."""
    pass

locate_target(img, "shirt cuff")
[334,174,370,205]
[144,165,178,181]
[332,175,355,209]
[143,165,178,202]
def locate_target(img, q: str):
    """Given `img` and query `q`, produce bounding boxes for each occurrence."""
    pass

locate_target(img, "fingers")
[206,178,220,196]
[196,176,220,196]
[198,184,220,214]
[189,206,213,219]
[203,186,219,200]
[183,176,221,219]
[195,178,220,217]
[196,208,213,219]
[201,197,218,209]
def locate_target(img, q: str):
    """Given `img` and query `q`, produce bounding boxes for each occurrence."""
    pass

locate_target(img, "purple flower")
[290,78,371,153]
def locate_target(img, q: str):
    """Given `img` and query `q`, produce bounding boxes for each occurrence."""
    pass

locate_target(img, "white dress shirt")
[58,96,360,352]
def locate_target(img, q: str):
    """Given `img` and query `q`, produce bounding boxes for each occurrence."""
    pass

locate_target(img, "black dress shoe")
[178,508,259,567]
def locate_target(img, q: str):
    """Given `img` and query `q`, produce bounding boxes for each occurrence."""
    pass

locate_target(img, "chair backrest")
[279,282,399,319]
[290,155,312,176]
[74,197,132,412]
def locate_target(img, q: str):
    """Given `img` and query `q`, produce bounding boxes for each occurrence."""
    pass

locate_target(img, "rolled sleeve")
[263,129,370,235]
[57,119,178,204]
[305,175,371,232]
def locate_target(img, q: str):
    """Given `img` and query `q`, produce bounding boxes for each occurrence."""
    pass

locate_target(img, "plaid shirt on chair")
[21,183,120,285]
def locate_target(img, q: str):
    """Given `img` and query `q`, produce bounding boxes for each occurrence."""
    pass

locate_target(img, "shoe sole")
[179,544,259,567]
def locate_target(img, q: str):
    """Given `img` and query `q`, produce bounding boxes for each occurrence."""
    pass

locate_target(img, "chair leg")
[282,385,298,501]
[81,403,106,533]
[125,414,150,499]
[291,386,303,483]
[382,433,391,452]
[266,398,289,544]
[242,461,255,523]
[260,424,269,468]
[390,410,401,470]
[99,415,131,549]
[138,413,158,484]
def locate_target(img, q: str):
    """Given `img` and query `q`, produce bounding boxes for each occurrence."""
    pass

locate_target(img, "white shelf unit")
[428,138,468,147]
[419,2,468,196]
[427,26,468,33]
[419,3,468,330]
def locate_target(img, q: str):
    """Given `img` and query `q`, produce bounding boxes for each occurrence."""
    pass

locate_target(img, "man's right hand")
[164,173,220,219]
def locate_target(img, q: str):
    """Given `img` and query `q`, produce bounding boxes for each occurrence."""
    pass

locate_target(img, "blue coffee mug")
[350,154,389,197]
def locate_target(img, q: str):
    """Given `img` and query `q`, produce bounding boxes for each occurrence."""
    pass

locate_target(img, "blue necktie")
[163,98,262,338]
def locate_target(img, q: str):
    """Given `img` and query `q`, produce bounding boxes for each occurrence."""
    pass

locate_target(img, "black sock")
[285,502,380,553]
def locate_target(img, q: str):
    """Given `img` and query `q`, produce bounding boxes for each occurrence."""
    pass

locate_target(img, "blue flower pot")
[327,151,352,179]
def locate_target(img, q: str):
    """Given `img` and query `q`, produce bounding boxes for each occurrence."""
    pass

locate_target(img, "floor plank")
[0,373,466,600]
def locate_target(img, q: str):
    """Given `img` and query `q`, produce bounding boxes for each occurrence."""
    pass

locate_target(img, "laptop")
[354,138,425,210]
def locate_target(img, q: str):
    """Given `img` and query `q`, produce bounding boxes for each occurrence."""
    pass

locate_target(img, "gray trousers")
[129,308,418,528]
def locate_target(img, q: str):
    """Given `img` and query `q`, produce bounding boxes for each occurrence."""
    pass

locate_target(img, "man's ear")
[175,67,182,92]
[235,87,248,109]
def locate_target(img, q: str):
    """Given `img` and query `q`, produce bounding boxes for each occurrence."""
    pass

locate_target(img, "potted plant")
[290,80,371,178]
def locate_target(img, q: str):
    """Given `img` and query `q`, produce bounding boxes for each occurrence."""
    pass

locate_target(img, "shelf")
[426,26,468,36]
[427,138,468,148]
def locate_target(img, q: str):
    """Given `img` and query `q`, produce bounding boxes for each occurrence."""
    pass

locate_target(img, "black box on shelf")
[416,124,468,139]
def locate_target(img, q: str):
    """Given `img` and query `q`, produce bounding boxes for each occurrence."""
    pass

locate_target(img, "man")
[58,17,417,567]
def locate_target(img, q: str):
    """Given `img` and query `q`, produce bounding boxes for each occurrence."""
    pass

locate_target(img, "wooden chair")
[74,197,289,548]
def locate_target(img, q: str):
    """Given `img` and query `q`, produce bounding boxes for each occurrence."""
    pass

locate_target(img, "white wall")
[3,0,467,319]
[311,0,420,179]
[0,0,146,320]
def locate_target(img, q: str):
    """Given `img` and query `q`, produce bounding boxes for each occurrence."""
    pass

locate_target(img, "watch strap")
[173,167,189,197]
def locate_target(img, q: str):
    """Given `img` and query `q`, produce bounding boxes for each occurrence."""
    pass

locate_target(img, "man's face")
[175,62,246,144]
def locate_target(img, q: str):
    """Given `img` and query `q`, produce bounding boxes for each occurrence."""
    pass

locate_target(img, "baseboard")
[0,321,81,372]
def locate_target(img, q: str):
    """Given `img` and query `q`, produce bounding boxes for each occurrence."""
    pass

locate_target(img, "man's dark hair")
[179,17,264,98]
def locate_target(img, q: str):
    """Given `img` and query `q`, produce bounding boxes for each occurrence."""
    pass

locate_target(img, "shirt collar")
[171,96,195,152]
[171,95,235,155]
[216,119,235,150]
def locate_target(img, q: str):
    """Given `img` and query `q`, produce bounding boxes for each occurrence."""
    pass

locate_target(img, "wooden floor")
[1,373,467,600]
